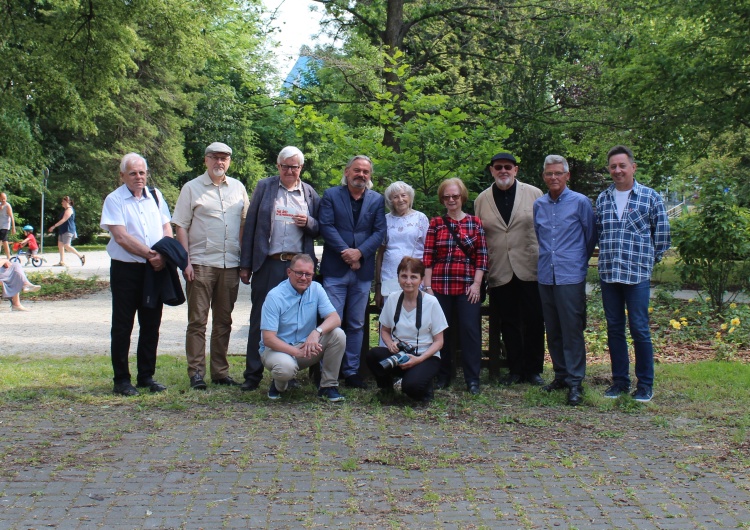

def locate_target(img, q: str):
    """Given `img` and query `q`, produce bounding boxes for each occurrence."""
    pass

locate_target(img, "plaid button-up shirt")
[596,181,671,285]
[423,214,488,295]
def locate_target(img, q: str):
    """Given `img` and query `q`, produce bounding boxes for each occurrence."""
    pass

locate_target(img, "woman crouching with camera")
[366,257,449,402]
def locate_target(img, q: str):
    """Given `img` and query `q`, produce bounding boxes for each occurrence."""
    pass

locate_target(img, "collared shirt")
[423,214,488,295]
[100,185,171,263]
[492,180,516,225]
[596,180,671,285]
[259,279,337,353]
[268,178,306,255]
[534,187,597,285]
[171,172,249,268]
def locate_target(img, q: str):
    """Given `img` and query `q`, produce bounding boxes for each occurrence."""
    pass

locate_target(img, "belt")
[268,253,297,262]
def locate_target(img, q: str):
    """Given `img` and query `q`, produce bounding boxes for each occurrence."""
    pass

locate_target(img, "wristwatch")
[315,326,323,335]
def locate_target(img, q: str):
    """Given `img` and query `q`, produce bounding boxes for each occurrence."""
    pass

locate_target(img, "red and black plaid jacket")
[423,215,488,295]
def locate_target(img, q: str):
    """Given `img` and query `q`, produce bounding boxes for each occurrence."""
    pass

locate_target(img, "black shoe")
[113,382,139,396]
[525,374,545,386]
[434,376,450,390]
[542,379,568,392]
[567,385,584,406]
[190,374,207,390]
[212,376,240,386]
[468,383,481,395]
[501,373,523,386]
[287,378,301,390]
[344,374,369,389]
[240,379,260,392]
[136,379,167,393]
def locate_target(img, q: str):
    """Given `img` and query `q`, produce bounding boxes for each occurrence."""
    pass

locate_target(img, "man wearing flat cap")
[475,152,546,386]
[172,142,250,389]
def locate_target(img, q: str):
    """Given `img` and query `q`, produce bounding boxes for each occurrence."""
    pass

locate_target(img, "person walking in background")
[172,142,249,390]
[49,195,85,266]
[100,153,173,396]
[0,192,16,260]
[597,145,671,403]
[534,155,597,406]
[422,178,488,395]
[238,146,320,392]
[319,155,386,389]
[475,152,545,387]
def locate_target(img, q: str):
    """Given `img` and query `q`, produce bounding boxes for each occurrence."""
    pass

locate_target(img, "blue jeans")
[600,280,653,387]
[323,270,372,377]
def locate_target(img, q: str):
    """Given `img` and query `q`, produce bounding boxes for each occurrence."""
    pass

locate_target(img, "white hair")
[120,153,148,173]
[384,181,415,210]
[277,146,304,165]
[543,154,569,173]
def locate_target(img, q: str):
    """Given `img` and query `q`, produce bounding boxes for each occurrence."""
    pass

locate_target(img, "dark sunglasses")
[492,163,515,171]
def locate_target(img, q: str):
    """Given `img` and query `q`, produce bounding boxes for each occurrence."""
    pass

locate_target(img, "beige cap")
[205,142,232,155]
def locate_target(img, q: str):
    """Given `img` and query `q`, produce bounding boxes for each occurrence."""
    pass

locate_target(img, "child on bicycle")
[18,225,39,265]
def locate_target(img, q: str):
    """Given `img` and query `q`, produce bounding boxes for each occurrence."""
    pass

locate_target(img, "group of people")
[98,142,670,406]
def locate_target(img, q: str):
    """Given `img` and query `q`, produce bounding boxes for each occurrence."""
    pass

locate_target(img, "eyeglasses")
[290,269,313,279]
[280,164,302,171]
[442,194,461,202]
[207,155,230,162]
[543,171,567,178]
[492,163,515,171]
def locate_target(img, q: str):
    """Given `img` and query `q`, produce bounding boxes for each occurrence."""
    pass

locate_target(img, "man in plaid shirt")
[596,145,671,403]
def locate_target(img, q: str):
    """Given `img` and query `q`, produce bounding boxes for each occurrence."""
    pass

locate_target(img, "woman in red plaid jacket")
[422,178,488,395]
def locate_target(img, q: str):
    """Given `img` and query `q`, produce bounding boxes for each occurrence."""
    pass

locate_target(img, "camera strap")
[393,291,422,336]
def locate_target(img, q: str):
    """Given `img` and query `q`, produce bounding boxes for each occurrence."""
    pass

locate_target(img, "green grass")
[22,271,107,298]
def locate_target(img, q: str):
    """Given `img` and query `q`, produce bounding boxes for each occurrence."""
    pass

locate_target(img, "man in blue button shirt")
[259,253,346,402]
[534,155,597,406]
[596,145,671,403]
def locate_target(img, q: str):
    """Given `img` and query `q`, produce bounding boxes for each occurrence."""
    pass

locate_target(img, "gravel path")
[0,250,252,358]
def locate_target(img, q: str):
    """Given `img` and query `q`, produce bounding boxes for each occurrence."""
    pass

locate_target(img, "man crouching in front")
[259,253,346,402]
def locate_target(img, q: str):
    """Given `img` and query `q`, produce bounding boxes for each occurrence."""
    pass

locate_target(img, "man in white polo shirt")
[100,153,173,396]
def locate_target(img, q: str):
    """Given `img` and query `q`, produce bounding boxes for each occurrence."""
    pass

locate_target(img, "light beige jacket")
[474,180,543,286]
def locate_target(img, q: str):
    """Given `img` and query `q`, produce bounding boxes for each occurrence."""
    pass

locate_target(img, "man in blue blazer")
[319,155,386,388]
[239,146,321,391]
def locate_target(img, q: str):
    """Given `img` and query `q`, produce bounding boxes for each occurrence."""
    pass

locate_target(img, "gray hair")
[340,155,374,189]
[277,146,304,165]
[289,253,315,269]
[120,153,148,173]
[384,181,415,211]
[607,145,635,164]
[543,154,569,173]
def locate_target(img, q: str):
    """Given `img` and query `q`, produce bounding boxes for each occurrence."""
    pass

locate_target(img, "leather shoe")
[501,373,523,386]
[240,379,260,391]
[190,374,207,390]
[344,374,369,389]
[434,376,450,390]
[212,376,240,386]
[525,374,545,386]
[468,383,481,395]
[113,382,139,396]
[136,379,167,393]
[567,385,584,406]
[542,379,568,392]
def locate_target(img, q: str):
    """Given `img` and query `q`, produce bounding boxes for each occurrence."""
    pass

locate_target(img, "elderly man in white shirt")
[172,142,250,390]
[100,153,173,396]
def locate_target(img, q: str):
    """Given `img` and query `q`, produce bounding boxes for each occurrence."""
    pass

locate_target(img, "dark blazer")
[144,236,188,308]
[319,185,386,281]
[239,176,320,272]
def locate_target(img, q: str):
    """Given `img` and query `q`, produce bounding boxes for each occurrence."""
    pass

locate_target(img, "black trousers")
[488,275,545,376]
[110,260,163,385]
[366,347,440,401]
[244,257,290,383]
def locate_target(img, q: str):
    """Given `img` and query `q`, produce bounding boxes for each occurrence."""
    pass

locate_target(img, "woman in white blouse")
[374,181,429,308]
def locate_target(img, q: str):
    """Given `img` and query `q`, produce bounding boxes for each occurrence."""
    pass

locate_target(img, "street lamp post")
[41,168,49,256]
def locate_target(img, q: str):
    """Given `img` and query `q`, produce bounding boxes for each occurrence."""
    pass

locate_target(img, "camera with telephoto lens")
[379,335,417,369]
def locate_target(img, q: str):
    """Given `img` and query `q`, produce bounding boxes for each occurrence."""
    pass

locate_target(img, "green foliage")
[672,158,750,313]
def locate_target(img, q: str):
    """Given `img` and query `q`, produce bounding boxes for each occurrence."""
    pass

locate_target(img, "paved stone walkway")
[1,395,748,529]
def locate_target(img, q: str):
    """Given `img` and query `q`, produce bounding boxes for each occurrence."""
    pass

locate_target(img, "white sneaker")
[393,378,403,392]
[23,284,41,293]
